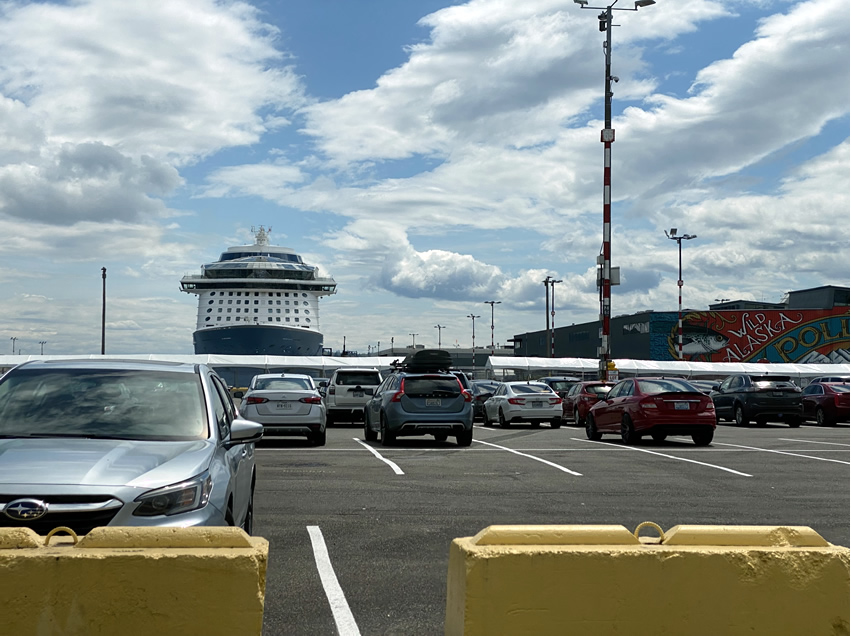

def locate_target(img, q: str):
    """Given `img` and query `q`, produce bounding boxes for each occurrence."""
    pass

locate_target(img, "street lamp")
[483,301,501,356]
[39,341,46,355]
[542,275,552,355]
[468,314,481,378]
[665,228,697,360]
[409,333,419,348]
[434,324,446,349]
[575,0,656,378]
[10,337,17,355]
[549,279,562,358]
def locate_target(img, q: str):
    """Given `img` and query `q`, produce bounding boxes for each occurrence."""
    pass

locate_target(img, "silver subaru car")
[0,359,263,535]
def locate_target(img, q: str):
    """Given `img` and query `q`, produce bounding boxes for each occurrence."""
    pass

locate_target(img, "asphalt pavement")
[253,419,850,635]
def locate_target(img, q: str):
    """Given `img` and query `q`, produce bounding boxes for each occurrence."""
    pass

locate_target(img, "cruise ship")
[180,227,337,355]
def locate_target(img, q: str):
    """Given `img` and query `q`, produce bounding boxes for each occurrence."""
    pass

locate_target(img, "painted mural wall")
[651,307,850,363]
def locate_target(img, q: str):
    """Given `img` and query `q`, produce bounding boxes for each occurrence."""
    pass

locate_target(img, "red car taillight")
[300,396,322,404]
[639,398,659,410]
[549,397,563,405]
[462,390,473,403]
[391,379,405,402]
[329,386,336,395]
[508,397,525,405]
[245,396,268,405]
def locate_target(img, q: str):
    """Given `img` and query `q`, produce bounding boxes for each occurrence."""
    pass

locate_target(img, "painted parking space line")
[778,438,850,447]
[576,438,753,476]
[307,526,361,636]
[353,438,405,475]
[713,442,851,465]
[473,439,582,476]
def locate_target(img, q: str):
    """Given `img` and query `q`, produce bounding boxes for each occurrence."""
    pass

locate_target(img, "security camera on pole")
[574,0,655,379]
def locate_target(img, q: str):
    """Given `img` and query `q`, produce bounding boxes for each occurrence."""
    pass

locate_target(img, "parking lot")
[253,419,850,635]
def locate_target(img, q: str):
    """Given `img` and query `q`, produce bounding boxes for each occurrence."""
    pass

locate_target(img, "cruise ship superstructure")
[180,227,337,355]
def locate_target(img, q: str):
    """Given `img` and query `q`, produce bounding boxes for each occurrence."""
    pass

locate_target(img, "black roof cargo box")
[399,349,453,372]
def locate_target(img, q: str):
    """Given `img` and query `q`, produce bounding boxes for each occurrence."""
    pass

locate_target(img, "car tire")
[787,417,801,428]
[692,429,714,446]
[325,412,335,426]
[620,416,639,445]
[434,433,448,442]
[364,412,377,442]
[585,414,602,441]
[574,409,583,427]
[531,421,541,428]
[734,404,749,427]
[311,428,326,446]
[816,407,833,427]
[651,430,667,443]
[380,415,395,446]
[483,410,492,427]
[550,418,562,429]
[499,409,510,428]
[456,429,473,447]
[242,478,255,535]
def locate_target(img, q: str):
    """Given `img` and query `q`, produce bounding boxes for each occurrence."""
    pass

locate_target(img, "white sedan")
[482,381,563,428]
[237,373,326,445]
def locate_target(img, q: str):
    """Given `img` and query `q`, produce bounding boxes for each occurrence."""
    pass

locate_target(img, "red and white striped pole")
[600,6,614,381]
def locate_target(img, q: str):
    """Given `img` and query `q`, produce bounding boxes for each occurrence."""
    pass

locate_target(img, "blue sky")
[0,0,848,356]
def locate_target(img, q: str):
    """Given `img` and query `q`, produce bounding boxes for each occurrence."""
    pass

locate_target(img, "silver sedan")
[483,381,563,428]
[237,373,327,445]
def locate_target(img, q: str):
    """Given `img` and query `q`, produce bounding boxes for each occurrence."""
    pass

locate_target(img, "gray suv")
[364,371,474,446]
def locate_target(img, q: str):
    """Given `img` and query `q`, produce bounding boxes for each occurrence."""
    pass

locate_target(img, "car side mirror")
[233,391,244,399]
[711,384,721,392]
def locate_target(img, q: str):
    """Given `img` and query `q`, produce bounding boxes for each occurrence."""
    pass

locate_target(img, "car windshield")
[0,368,208,441]
[255,377,313,391]
[637,379,697,394]
[512,384,553,394]
[586,385,612,396]
[335,372,380,385]
[546,381,575,391]
[749,376,792,385]
[403,377,460,397]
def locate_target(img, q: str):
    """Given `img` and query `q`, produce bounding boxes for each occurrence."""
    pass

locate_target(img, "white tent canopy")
[484,356,849,379]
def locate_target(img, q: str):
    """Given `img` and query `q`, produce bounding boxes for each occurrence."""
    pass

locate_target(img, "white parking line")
[474,439,582,476]
[714,442,851,465]
[307,526,361,636]
[778,438,851,447]
[575,438,753,476]
[353,438,405,475]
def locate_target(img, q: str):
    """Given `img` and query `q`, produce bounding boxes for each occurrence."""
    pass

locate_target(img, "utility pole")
[434,324,445,348]
[468,313,481,377]
[483,301,501,356]
[10,337,17,355]
[549,279,562,357]
[665,229,697,360]
[39,341,46,355]
[101,267,107,355]
[409,333,418,348]
[543,275,552,356]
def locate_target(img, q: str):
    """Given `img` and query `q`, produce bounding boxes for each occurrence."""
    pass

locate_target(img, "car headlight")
[133,472,213,517]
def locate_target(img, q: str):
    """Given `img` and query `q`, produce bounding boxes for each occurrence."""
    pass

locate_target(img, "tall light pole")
[10,337,17,355]
[409,333,418,348]
[575,0,656,378]
[483,301,501,356]
[665,229,697,360]
[39,341,46,355]
[549,279,562,358]
[101,267,107,355]
[542,275,552,356]
[434,324,446,348]
[468,314,481,378]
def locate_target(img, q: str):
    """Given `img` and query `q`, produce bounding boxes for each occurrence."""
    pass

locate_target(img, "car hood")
[0,438,214,489]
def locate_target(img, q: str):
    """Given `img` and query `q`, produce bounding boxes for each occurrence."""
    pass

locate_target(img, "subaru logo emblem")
[4,498,49,521]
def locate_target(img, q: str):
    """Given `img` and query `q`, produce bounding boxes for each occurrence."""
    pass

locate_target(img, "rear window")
[586,385,612,396]
[403,377,460,397]
[547,381,576,392]
[255,377,313,391]
[638,379,697,394]
[512,384,554,394]
[335,372,381,386]
[830,384,850,393]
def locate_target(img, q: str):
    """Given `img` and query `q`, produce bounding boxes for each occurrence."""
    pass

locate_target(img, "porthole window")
[210,292,216,297]
[205,317,211,321]
[304,310,310,315]
[208,300,214,305]
[302,293,307,298]
[305,318,311,323]
[207,308,212,313]
[303,301,308,306]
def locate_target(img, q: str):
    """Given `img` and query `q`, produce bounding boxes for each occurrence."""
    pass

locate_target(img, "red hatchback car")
[801,382,850,426]
[586,377,716,446]
[563,381,614,426]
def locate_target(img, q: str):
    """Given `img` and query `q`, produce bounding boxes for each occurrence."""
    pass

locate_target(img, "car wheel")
[574,409,583,427]
[692,429,714,446]
[550,417,562,429]
[499,409,510,428]
[620,416,639,445]
[456,429,473,447]
[734,404,749,427]
[483,410,492,427]
[787,417,801,428]
[311,428,326,446]
[585,414,602,441]
[380,415,395,446]
[816,407,833,427]
[242,478,255,535]
[434,433,448,442]
[364,412,377,442]
[651,430,667,443]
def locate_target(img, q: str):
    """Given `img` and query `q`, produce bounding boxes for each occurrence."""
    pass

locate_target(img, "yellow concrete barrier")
[445,523,850,636]
[0,526,268,636]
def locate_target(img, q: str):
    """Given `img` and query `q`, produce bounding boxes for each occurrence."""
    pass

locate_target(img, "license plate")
[352,390,364,397]
[674,402,690,410]
[275,402,292,410]
[528,402,544,408]
[772,392,784,397]
[426,398,442,406]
